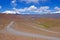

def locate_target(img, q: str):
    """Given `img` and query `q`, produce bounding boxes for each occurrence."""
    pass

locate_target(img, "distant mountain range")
[21,13,60,18]
[0,13,60,18]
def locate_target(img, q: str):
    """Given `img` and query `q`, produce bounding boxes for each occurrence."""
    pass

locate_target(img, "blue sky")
[0,0,60,14]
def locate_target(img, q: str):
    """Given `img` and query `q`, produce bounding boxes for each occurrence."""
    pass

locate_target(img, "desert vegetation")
[32,18,60,29]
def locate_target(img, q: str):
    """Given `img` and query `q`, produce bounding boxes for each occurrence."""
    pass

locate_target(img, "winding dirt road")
[21,21,60,34]
[0,21,60,40]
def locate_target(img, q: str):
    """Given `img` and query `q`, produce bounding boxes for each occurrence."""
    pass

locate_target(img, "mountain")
[0,13,60,18]
[19,13,60,18]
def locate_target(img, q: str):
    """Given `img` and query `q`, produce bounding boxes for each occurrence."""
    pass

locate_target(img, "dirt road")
[0,21,60,40]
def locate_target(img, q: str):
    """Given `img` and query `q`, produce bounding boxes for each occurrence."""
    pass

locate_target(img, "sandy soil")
[0,14,60,40]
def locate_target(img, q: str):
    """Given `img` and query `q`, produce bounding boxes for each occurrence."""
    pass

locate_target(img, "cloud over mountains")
[2,5,60,14]
[1,0,60,14]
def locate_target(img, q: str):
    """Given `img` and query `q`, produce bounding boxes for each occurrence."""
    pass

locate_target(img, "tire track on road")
[5,21,60,40]
[22,21,60,34]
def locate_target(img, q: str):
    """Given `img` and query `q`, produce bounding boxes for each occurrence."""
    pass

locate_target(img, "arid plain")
[0,14,60,40]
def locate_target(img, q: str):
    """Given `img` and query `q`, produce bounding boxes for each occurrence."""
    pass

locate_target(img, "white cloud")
[41,0,47,1]
[18,5,37,12]
[37,6,49,12]
[28,5,37,11]
[53,11,60,13]
[11,0,16,3]
[2,5,60,14]
[20,0,39,3]
[39,6,49,10]
[53,7,60,13]
[18,5,51,14]
[11,0,17,8]
[54,7,60,11]
[19,0,47,3]
[2,10,16,14]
